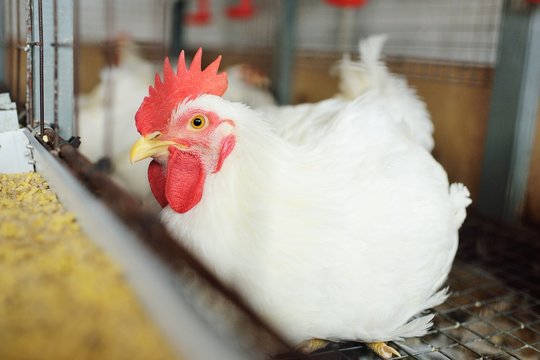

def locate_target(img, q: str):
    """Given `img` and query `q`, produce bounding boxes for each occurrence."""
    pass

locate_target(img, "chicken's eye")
[190,115,206,130]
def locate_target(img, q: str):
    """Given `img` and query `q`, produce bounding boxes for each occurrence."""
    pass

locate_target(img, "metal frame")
[273,0,298,105]
[170,0,186,59]
[0,0,5,87]
[478,1,540,224]
[28,0,74,139]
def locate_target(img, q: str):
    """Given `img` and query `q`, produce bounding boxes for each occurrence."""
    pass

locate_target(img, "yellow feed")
[0,172,177,360]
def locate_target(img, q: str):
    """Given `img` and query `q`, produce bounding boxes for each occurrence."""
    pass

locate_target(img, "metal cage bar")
[27,0,74,139]
[15,0,22,103]
[0,0,5,88]
[478,1,540,224]
[25,0,34,127]
[273,0,298,105]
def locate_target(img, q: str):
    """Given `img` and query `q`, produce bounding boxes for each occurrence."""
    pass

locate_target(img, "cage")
[0,0,540,359]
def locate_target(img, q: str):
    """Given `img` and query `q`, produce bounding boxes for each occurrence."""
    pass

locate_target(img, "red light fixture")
[227,0,255,19]
[186,0,211,25]
[325,0,367,8]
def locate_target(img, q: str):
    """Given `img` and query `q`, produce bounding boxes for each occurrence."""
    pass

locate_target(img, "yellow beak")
[130,132,178,163]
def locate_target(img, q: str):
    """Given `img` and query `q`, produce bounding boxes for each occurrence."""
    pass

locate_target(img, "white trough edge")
[0,129,34,173]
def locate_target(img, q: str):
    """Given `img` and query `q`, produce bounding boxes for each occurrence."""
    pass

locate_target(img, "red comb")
[135,48,228,135]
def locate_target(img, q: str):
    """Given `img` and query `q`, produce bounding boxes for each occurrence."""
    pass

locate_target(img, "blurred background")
[1,1,539,359]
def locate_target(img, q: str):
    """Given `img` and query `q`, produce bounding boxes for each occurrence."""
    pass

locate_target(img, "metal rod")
[3,0,12,91]
[25,0,34,128]
[37,0,44,135]
[102,0,115,165]
[161,0,168,60]
[52,0,58,147]
[337,8,355,53]
[73,0,80,137]
[273,0,298,105]
[478,2,540,223]
[15,0,21,102]
[170,0,185,59]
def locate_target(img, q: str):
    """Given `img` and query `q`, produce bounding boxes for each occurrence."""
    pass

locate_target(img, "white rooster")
[130,48,471,358]
[261,35,434,152]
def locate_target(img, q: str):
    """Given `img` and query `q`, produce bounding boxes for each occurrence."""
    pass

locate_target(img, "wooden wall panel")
[411,79,491,200]
[78,45,106,94]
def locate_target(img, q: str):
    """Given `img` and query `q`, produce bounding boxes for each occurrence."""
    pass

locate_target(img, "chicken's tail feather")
[449,183,472,227]
[422,287,450,311]
[359,34,388,68]
[389,287,448,339]
[359,288,448,342]
[387,287,449,339]
[354,314,434,343]
[333,34,389,100]
[365,313,434,343]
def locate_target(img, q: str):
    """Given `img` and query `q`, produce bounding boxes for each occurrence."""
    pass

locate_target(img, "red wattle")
[148,160,168,207]
[166,147,206,213]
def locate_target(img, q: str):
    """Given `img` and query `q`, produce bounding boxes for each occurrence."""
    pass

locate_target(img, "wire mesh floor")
[277,215,540,359]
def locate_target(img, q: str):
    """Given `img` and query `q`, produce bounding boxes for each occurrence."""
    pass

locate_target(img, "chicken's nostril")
[147,131,162,140]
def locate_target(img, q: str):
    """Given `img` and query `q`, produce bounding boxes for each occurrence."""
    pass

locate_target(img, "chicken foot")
[296,338,330,353]
[367,342,401,359]
[296,338,400,359]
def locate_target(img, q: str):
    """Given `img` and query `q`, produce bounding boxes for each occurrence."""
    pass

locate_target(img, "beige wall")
[412,79,491,200]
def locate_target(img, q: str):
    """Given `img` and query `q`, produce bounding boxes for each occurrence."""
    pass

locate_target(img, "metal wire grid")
[77,0,276,58]
[21,0,502,67]
[78,0,171,44]
[179,0,504,68]
[276,217,540,360]
[183,0,277,50]
[296,0,503,65]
